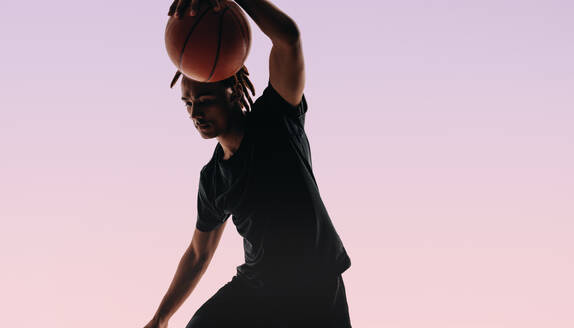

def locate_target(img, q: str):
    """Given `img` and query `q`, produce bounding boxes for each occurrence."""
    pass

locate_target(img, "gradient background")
[1,0,573,327]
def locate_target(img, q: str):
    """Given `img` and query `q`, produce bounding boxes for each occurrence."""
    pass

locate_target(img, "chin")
[198,131,217,139]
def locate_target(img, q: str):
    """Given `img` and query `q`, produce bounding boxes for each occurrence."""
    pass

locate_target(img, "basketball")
[165,0,252,83]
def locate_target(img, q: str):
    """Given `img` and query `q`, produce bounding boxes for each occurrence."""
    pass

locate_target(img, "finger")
[168,0,178,16]
[176,0,190,18]
[210,0,221,11]
[190,0,199,16]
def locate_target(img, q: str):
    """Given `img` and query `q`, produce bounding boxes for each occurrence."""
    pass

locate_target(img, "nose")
[189,104,204,119]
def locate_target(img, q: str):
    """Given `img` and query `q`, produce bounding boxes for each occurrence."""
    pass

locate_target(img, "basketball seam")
[228,6,250,69]
[178,7,212,71]
[228,6,247,44]
[206,6,230,82]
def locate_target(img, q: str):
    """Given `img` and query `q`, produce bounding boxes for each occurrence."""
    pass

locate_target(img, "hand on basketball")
[168,0,223,18]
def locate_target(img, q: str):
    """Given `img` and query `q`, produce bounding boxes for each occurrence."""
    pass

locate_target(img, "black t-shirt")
[196,80,351,289]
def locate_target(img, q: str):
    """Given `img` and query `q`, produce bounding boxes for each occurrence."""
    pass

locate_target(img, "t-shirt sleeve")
[251,80,308,133]
[196,168,228,232]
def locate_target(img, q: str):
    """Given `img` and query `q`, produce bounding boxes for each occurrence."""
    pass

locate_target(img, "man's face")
[181,76,238,139]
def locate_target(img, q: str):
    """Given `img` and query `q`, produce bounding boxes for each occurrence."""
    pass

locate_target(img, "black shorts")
[185,274,352,328]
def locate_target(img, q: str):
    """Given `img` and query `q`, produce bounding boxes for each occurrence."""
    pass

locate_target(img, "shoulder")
[199,157,217,184]
[250,80,308,119]
[198,162,217,203]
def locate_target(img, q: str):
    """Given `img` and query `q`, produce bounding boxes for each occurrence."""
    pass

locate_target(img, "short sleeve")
[196,168,228,232]
[251,80,308,131]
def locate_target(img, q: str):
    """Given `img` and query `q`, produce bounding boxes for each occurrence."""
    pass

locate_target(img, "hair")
[169,65,256,113]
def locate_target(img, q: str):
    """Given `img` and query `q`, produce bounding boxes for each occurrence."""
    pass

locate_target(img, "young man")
[144,0,352,327]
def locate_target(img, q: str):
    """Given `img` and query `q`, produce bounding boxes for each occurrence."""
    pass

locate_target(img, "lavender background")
[1,0,573,327]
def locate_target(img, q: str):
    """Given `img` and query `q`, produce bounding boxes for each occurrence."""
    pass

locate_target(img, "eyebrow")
[181,92,215,101]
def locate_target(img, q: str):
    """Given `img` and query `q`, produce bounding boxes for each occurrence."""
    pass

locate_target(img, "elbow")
[188,255,209,274]
[194,251,213,268]
[285,23,301,45]
[287,31,301,47]
[274,21,301,47]
[187,247,210,269]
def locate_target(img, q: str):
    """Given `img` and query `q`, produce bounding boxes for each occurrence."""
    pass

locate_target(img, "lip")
[196,122,210,129]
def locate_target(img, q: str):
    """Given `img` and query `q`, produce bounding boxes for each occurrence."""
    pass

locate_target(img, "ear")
[225,86,243,108]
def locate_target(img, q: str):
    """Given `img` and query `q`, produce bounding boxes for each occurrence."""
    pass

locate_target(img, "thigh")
[266,274,352,328]
[185,276,266,328]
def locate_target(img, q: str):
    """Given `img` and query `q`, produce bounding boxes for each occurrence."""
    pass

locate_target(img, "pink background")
[1,0,573,327]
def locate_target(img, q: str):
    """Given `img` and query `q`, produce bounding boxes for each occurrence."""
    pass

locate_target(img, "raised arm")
[144,221,228,328]
[169,0,305,106]
[234,0,305,107]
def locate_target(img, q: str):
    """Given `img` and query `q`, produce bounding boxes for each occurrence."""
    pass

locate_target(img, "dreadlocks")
[169,65,256,113]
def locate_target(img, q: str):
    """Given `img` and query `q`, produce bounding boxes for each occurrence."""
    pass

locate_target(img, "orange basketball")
[165,0,251,82]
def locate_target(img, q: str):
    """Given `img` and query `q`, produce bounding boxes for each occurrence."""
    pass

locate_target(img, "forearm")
[234,0,300,45]
[152,247,209,324]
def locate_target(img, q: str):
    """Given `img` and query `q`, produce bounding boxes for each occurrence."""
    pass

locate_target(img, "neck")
[216,112,246,160]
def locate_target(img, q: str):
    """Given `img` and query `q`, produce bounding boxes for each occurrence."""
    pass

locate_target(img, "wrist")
[153,311,170,325]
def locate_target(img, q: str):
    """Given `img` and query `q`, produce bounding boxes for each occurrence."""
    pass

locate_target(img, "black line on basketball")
[227,7,249,68]
[206,6,229,82]
[228,6,247,44]
[178,7,212,70]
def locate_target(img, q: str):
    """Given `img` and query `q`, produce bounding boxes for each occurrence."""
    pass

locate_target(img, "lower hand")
[168,0,224,18]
